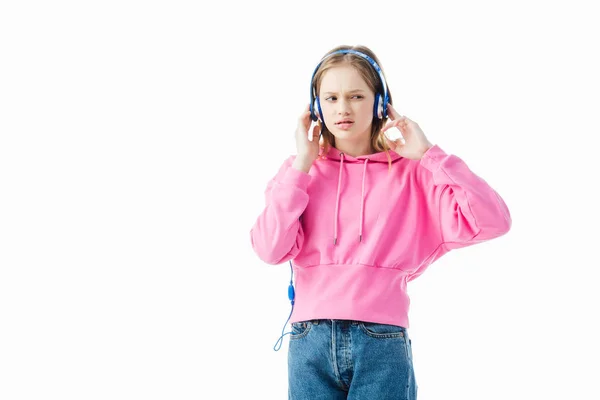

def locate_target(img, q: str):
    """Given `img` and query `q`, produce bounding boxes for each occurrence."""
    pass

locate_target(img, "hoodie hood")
[322,146,403,245]
[322,145,403,163]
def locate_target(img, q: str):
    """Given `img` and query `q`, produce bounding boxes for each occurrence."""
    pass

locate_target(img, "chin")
[331,130,351,139]
[331,126,368,139]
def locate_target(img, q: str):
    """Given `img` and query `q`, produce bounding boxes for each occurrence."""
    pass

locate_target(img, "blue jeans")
[288,319,418,399]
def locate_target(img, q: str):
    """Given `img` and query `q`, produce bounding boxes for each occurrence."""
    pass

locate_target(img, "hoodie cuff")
[281,166,312,190]
[419,144,448,173]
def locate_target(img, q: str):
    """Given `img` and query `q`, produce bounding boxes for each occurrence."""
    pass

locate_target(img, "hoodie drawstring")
[333,153,344,245]
[333,153,369,246]
[359,158,368,242]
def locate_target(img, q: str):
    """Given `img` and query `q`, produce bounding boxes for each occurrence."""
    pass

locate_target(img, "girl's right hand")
[294,104,321,170]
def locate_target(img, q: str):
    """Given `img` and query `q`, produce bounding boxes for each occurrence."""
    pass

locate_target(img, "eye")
[324,95,363,101]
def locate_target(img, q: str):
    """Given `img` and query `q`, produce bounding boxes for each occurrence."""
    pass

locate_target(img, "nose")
[337,98,351,115]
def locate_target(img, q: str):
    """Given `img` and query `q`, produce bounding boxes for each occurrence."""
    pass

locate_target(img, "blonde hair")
[313,45,395,170]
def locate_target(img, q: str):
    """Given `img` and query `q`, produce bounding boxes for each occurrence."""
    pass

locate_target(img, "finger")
[310,123,321,141]
[386,103,399,119]
[385,103,394,119]
[400,115,415,126]
[386,135,405,151]
[381,119,397,132]
[384,135,404,151]
[386,103,405,121]
[384,135,396,150]
[309,123,320,142]
[299,109,312,124]
[301,103,311,116]
[381,119,404,133]
[389,105,404,121]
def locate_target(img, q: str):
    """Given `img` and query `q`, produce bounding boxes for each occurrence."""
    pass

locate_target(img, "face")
[318,65,375,143]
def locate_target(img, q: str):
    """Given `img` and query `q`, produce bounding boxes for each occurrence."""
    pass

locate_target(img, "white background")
[1,0,599,399]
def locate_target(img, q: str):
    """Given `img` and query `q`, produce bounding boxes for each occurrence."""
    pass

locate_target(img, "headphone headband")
[309,49,389,121]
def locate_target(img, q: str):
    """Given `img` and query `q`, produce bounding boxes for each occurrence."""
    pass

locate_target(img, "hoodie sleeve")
[250,156,312,265]
[419,145,512,251]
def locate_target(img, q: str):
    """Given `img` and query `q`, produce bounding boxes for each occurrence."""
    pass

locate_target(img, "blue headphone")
[309,49,389,123]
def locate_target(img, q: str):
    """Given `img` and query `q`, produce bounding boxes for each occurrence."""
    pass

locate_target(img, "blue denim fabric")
[288,319,417,399]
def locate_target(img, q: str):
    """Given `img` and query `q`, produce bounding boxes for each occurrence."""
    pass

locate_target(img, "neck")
[333,139,374,158]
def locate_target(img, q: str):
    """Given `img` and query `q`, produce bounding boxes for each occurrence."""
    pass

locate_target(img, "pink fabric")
[250,145,511,327]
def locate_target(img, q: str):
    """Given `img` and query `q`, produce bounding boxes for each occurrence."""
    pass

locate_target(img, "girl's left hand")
[381,103,433,160]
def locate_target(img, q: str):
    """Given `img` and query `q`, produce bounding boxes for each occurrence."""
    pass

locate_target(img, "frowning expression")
[319,65,375,142]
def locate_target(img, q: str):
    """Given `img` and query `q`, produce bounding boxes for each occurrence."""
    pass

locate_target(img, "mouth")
[335,120,354,130]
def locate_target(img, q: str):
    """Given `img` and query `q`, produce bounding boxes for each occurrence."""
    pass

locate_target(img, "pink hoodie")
[250,144,511,328]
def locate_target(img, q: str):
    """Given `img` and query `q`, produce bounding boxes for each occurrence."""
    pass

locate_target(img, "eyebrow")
[322,89,366,95]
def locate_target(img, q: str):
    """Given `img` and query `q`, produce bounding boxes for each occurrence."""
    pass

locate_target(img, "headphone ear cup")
[382,94,389,119]
[374,93,382,119]
[310,100,318,122]
[315,97,323,122]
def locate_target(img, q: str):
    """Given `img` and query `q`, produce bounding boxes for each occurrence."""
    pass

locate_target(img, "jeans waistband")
[308,319,360,326]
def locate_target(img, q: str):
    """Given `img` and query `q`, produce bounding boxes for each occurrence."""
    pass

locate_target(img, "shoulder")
[387,156,433,190]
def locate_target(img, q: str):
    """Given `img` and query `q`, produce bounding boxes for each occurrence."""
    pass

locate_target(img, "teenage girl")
[250,44,511,400]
